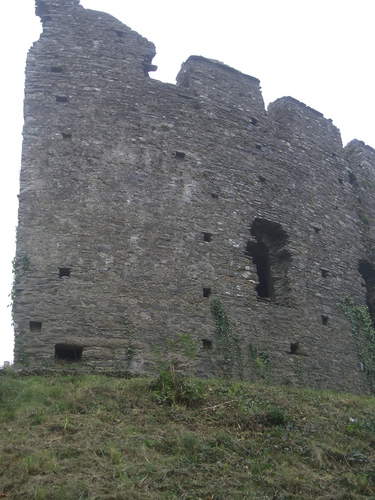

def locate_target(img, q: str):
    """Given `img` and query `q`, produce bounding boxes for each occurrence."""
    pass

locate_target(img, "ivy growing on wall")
[123,315,135,369]
[15,328,30,367]
[210,294,235,378]
[209,293,269,381]
[339,297,375,393]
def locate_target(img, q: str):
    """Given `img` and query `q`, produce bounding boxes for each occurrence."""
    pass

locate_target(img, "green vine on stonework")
[210,294,235,378]
[209,293,269,381]
[16,329,30,367]
[123,315,135,369]
[9,254,30,315]
[248,331,270,382]
[339,297,375,393]
[9,257,17,311]
[22,255,30,271]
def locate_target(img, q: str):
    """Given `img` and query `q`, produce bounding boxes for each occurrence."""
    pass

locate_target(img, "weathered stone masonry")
[13,0,375,391]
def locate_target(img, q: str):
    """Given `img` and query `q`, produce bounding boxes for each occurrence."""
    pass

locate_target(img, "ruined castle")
[13,0,375,392]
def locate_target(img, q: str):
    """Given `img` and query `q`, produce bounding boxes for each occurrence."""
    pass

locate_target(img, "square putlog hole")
[30,321,42,333]
[59,268,71,278]
[202,338,213,350]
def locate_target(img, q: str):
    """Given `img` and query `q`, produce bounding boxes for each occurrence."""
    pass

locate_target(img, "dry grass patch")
[1,373,375,499]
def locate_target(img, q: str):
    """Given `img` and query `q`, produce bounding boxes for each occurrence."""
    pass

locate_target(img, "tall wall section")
[13,0,375,392]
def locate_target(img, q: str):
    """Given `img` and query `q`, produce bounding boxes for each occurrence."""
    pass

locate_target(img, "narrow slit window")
[50,67,63,73]
[348,171,358,186]
[55,96,69,103]
[321,315,329,326]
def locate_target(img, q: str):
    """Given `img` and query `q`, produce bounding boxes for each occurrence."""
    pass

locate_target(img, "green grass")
[1,371,375,499]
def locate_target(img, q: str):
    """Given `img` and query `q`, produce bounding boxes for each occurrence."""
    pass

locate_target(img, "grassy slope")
[0,372,375,499]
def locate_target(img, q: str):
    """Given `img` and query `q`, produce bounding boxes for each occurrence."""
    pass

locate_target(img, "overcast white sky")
[0,0,374,365]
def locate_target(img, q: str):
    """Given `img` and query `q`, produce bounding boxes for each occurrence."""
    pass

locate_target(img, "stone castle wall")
[13,0,375,392]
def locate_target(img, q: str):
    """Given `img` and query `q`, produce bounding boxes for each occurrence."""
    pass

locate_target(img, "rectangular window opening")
[61,133,72,140]
[203,232,212,242]
[51,67,63,73]
[321,315,329,326]
[55,344,83,362]
[203,287,211,298]
[175,151,185,160]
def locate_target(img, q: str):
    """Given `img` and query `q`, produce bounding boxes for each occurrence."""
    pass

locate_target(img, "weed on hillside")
[0,372,375,499]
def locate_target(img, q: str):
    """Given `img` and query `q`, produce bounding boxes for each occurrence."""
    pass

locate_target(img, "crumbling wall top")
[346,139,375,157]
[176,55,265,118]
[32,0,156,78]
[268,96,342,149]
[177,55,260,86]
[36,0,80,16]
